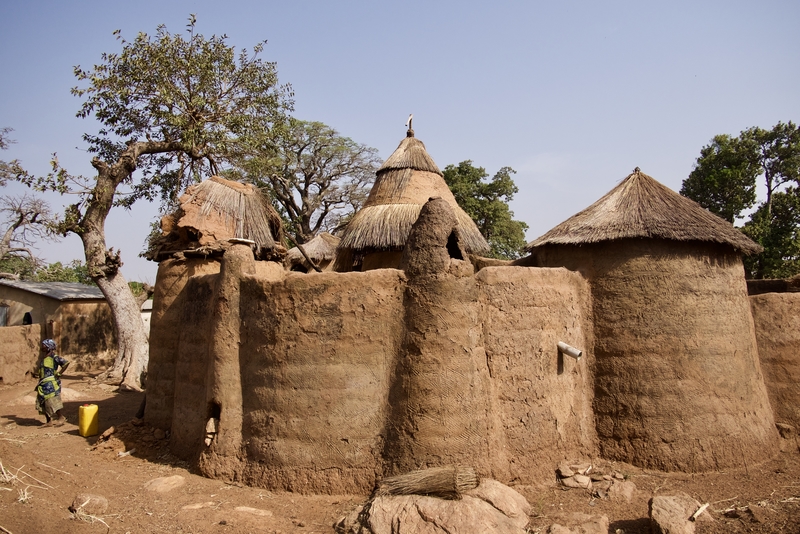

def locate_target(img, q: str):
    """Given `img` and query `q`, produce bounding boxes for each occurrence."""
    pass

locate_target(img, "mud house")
[145,131,793,495]
[0,280,117,381]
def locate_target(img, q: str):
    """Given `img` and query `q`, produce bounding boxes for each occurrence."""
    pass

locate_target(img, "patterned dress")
[35,353,68,418]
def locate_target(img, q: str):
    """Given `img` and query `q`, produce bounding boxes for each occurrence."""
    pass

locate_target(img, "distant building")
[0,280,117,370]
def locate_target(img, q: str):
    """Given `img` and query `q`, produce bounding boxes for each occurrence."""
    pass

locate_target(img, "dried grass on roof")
[337,129,488,256]
[338,203,488,253]
[377,134,442,175]
[191,176,283,248]
[526,169,762,255]
[285,232,340,262]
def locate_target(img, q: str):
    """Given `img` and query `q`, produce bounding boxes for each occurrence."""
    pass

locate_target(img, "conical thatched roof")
[286,232,340,265]
[526,168,762,254]
[337,128,489,254]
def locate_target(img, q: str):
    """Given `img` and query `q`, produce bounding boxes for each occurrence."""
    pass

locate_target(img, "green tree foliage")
[680,134,758,223]
[742,188,800,279]
[30,260,94,284]
[681,121,800,278]
[442,161,529,259]
[17,16,294,390]
[233,120,380,245]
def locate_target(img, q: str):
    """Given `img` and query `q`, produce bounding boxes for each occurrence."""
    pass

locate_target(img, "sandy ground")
[1,374,799,534]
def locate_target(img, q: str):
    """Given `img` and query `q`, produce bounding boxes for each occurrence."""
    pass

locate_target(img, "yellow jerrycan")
[78,404,99,437]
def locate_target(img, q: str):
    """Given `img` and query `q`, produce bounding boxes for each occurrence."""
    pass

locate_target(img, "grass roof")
[526,168,762,255]
[189,175,283,249]
[338,129,489,254]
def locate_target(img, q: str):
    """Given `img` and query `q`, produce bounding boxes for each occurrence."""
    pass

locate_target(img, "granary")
[285,232,340,272]
[334,122,489,271]
[520,167,779,471]
[0,280,117,381]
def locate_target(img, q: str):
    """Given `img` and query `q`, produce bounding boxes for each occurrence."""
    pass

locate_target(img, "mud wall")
[477,266,596,482]
[146,258,221,430]
[750,292,800,429]
[203,269,406,494]
[534,239,778,472]
[0,324,42,384]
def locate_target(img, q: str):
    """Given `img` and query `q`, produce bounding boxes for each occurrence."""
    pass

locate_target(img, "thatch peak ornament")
[405,113,414,137]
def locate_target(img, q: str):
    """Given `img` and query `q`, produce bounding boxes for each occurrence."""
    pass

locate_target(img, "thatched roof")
[526,168,762,255]
[181,176,283,248]
[146,175,284,261]
[338,128,489,254]
[286,232,340,263]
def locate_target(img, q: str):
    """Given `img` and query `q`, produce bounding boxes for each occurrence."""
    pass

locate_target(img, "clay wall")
[0,325,42,384]
[477,266,596,482]
[750,292,800,429]
[534,239,778,472]
[208,269,406,494]
[146,258,221,430]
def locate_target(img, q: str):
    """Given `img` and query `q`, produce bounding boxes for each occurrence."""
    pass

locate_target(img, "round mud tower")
[386,198,493,475]
[537,240,778,471]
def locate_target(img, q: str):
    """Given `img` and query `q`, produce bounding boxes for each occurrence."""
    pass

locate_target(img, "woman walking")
[35,339,69,427]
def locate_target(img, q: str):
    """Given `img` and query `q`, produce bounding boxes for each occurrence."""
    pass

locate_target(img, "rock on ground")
[336,478,530,534]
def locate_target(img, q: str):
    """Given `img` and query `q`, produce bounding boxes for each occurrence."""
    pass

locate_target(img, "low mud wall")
[0,325,41,384]
[750,292,800,430]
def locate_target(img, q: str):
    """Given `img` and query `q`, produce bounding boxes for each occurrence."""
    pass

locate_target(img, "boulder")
[335,478,530,534]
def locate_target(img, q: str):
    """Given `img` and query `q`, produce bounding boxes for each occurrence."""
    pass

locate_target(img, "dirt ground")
[1,374,799,534]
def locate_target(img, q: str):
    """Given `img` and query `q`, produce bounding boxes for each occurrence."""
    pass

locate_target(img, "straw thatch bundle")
[526,168,762,254]
[285,232,340,271]
[374,466,479,499]
[188,176,283,249]
[336,129,488,268]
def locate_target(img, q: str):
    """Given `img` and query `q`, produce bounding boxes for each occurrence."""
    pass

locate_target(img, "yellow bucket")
[78,404,99,437]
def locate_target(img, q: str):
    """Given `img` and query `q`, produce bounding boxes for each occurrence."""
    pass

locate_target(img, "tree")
[0,129,55,279]
[31,259,94,285]
[681,121,800,279]
[442,160,529,259]
[0,194,54,277]
[0,128,28,187]
[235,120,380,245]
[18,17,293,390]
[680,134,758,223]
[742,188,800,279]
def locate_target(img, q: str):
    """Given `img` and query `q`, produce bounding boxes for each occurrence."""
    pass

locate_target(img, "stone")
[557,462,575,478]
[70,493,108,515]
[649,492,701,534]
[143,475,185,493]
[153,428,166,440]
[608,480,636,503]
[561,475,592,489]
[335,478,530,534]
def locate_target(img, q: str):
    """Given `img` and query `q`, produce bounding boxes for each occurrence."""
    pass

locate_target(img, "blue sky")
[1,1,798,282]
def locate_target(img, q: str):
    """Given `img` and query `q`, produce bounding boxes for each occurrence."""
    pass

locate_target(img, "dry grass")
[286,232,341,263]
[378,134,442,175]
[526,168,762,254]
[374,466,479,499]
[189,176,283,248]
[339,204,488,253]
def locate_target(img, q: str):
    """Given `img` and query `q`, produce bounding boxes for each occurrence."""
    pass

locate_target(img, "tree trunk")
[80,219,150,391]
[95,268,150,391]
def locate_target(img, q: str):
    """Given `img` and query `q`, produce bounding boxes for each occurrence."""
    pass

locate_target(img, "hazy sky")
[1,1,798,282]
